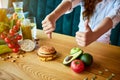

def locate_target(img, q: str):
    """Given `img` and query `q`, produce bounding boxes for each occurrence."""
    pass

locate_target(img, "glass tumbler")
[21,17,37,40]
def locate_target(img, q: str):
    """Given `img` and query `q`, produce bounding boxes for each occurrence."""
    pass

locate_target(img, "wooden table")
[0,30,120,80]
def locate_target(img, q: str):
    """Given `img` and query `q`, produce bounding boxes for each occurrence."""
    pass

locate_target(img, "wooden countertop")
[0,30,120,80]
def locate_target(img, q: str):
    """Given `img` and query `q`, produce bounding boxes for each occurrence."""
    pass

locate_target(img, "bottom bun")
[39,53,57,61]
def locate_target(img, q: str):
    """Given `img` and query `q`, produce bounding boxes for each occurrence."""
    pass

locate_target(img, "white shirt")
[68,0,120,44]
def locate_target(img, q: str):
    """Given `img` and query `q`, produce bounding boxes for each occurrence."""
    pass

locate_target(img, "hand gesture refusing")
[42,14,56,39]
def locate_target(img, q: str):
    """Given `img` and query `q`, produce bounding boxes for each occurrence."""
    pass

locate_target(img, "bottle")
[13,1,25,20]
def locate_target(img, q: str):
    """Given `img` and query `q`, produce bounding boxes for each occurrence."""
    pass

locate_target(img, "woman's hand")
[75,20,96,47]
[42,13,56,39]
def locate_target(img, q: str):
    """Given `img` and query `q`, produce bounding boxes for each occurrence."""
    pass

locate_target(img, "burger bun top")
[38,45,56,55]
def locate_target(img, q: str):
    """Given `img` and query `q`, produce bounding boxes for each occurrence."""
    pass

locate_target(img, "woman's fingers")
[44,28,55,34]
[47,33,52,39]
[76,37,86,47]
[76,31,85,37]
[75,31,88,47]
[42,23,55,33]
[76,35,86,42]
[42,21,51,27]
[43,26,51,31]
[41,20,46,24]
[41,14,56,39]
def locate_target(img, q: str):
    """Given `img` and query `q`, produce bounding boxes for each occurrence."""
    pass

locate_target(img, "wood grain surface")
[0,30,120,80]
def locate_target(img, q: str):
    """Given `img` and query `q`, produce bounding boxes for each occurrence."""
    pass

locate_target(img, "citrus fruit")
[80,53,93,66]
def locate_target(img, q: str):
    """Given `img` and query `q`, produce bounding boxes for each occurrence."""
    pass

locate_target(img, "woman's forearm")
[50,0,81,21]
[51,0,72,21]
[93,17,113,40]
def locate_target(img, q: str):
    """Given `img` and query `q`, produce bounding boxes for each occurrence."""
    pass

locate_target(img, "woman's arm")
[50,0,81,21]
[49,0,72,22]
[76,17,113,47]
[93,17,113,40]
[76,0,120,47]
[42,0,81,38]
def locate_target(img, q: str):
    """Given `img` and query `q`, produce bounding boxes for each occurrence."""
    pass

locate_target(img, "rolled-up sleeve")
[106,0,120,27]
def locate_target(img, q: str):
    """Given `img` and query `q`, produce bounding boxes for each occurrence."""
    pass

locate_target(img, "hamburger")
[37,45,57,61]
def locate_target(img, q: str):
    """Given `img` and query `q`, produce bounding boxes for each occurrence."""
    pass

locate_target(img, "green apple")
[70,47,81,55]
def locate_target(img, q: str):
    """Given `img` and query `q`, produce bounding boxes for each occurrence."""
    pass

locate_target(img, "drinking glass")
[21,17,37,40]
[27,17,37,40]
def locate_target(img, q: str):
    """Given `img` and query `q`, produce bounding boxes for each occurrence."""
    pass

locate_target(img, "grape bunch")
[0,20,22,53]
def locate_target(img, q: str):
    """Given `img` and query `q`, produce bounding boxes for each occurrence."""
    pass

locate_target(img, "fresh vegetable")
[0,39,6,45]
[0,45,12,54]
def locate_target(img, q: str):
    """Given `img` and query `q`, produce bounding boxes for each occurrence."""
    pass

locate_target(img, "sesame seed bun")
[37,45,57,61]
[38,45,56,54]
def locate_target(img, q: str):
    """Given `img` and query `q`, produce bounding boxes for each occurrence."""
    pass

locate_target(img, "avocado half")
[63,50,83,65]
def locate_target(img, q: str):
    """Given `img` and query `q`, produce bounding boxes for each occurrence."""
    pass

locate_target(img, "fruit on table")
[0,32,22,53]
[63,50,83,65]
[70,47,82,55]
[0,45,12,54]
[79,53,93,66]
[70,60,85,73]
[0,10,22,53]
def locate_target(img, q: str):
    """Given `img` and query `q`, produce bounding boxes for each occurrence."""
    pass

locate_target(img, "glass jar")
[21,17,37,40]
[13,1,25,19]
[21,19,32,40]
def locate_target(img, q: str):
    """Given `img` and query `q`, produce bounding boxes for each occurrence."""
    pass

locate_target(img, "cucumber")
[0,39,6,45]
[0,45,12,55]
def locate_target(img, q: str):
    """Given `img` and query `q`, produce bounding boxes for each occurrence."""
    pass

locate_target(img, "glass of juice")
[27,17,37,40]
[21,17,37,40]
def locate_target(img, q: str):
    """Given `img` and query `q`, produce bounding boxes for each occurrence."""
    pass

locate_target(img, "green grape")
[0,45,12,54]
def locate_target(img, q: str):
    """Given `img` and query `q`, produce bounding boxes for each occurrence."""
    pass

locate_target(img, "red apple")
[70,60,85,73]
